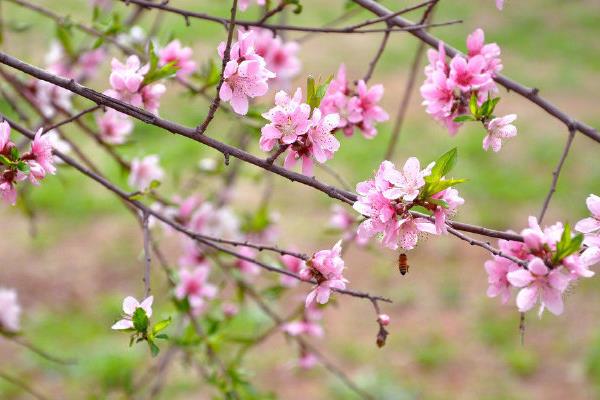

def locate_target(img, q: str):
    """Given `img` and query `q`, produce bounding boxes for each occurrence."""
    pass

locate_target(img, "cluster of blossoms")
[158,40,197,79]
[485,210,600,316]
[260,88,340,175]
[0,121,56,205]
[353,154,464,250]
[420,29,517,152]
[218,30,276,115]
[0,287,21,334]
[321,64,389,139]
[300,240,348,307]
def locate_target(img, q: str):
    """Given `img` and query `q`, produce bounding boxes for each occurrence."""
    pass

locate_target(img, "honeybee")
[398,253,409,275]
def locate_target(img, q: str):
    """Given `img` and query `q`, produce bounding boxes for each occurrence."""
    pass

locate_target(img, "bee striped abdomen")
[398,253,409,275]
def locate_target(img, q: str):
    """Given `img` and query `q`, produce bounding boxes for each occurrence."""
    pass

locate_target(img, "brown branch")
[41,105,100,133]
[194,0,238,135]
[117,0,460,35]
[362,28,391,83]
[351,0,600,143]
[0,370,50,400]
[538,127,576,223]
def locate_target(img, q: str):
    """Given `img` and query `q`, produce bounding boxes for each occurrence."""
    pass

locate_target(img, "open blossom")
[189,202,241,241]
[25,128,56,184]
[159,40,197,77]
[320,64,389,138]
[44,130,71,163]
[238,0,265,11]
[260,88,311,151]
[431,188,464,233]
[79,48,106,79]
[483,114,517,152]
[576,194,600,247]
[485,256,519,304]
[128,155,164,191]
[179,240,211,269]
[251,28,301,82]
[495,0,504,10]
[0,288,21,333]
[218,30,275,115]
[466,29,502,77]
[383,157,434,202]
[346,80,389,138]
[96,109,133,144]
[283,319,323,338]
[448,55,491,92]
[280,253,305,287]
[507,257,570,316]
[175,267,217,315]
[301,241,348,307]
[108,55,148,100]
[141,84,166,115]
[111,295,153,330]
[284,108,340,176]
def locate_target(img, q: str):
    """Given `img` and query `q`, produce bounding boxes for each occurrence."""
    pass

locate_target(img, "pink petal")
[516,286,538,312]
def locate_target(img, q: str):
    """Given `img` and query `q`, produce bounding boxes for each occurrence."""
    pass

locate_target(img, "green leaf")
[155,333,169,340]
[56,21,76,60]
[453,115,475,123]
[425,179,467,197]
[9,146,19,161]
[148,340,160,357]
[152,317,172,335]
[148,41,159,73]
[426,148,458,184]
[469,92,478,117]
[132,308,149,333]
[143,62,179,86]
[16,161,30,173]
[428,198,449,209]
[0,155,12,166]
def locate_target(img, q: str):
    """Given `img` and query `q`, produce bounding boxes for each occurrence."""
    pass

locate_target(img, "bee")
[398,253,409,275]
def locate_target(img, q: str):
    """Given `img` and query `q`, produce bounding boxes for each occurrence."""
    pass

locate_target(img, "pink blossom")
[0,288,21,333]
[238,0,265,11]
[0,121,12,152]
[507,257,570,316]
[28,128,56,177]
[495,0,504,10]
[79,48,106,79]
[222,303,239,318]
[109,55,148,96]
[218,30,275,115]
[298,352,318,369]
[329,204,354,231]
[235,246,261,275]
[111,295,153,330]
[141,84,166,115]
[466,29,502,77]
[420,70,457,125]
[484,256,518,304]
[0,178,17,205]
[383,157,434,202]
[128,155,164,191]
[346,80,389,138]
[576,194,600,247]
[448,55,491,92]
[301,240,348,307]
[280,254,305,287]
[483,114,517,152]
[159,40,197,77]
[260,88,311,151]
[306,108,340,164]
[96,109,133,144]
[396,216,437,250]
[252,28,301,82]
[178,241,211,270]
[431,187,465,233]
[283,320,323,337]
[175,267,217,314]
[188,203,241,240]
[377,314,390,326]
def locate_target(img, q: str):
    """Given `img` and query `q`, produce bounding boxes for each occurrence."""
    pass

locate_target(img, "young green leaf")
[152,317,172,335]
[148,340,160,357]
[426,148,458,184]
[132,308,149,333]
[453,115,475,123]
[469,92,478,117]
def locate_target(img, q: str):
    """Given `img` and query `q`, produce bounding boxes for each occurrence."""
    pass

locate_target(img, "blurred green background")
[0,0,599,398]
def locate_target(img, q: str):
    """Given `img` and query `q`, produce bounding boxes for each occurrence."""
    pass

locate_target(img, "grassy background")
[0,0,599,398]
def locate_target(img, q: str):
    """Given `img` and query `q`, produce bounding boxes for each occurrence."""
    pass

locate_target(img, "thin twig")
[0,371,50,400]
[362,28,391,83]
[142,210,152,298]
[538,127,576,223]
